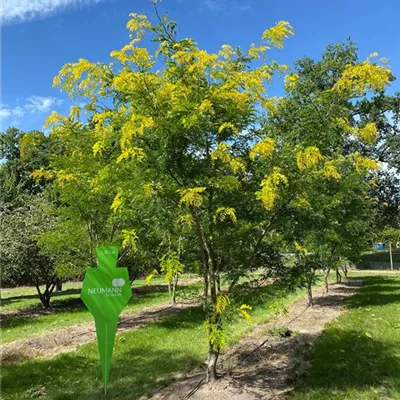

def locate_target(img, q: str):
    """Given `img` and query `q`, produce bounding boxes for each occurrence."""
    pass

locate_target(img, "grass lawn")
[290,273,400,400]
[1,278,201,344]
[1,281,309,400]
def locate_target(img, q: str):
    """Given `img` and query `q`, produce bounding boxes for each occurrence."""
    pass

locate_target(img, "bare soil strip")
[1,300,199,363]
[146,280,362,400]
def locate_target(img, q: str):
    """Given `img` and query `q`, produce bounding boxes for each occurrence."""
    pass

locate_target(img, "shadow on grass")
[1,307,206,400]
[289,329,400,399]
[346,276,400,309]
[1,298,87,327]
[1,288,171,334]
[2,284,169,305]
[1,345,203,400]
[287,275,400,399]
[2,288,82,304]
[2,285,170,319]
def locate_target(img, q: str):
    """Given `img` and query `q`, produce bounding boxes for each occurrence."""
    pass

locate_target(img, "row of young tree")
[1,8,399,380]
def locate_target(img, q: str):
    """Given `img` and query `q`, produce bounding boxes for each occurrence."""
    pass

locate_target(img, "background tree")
[262,41,391,299]
[0,196,58,307]
[0,128,52,206]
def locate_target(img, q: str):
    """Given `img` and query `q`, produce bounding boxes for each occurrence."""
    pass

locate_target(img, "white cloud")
[12,106,25,117]
[1,0,103,24]
[0,96,64,120]
[0,107,12,119]
[25,96,63,113]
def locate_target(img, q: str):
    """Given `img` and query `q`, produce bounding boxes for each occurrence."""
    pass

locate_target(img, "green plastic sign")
[81,246,132,394]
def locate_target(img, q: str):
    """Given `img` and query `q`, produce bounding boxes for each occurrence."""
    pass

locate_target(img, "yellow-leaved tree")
[41,7,391,382]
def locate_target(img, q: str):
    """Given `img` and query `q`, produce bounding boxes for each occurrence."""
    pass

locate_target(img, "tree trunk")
[39,293,51,308]
[216,271,221,294]
[202,256,209,301]
[324,268,330,293]
[195,216,221,382]
[129,270,140,284]
[206,344,219,382]
[171,274,178,305]
[36,284,53,308]
[56,280,63,292]
[336,267,342,283]
[342,264,348,281]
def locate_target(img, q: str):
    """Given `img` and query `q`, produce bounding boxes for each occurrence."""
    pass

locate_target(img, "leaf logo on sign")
[112,278,126,287]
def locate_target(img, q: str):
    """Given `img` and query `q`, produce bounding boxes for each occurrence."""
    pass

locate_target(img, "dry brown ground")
[145,280,362,400]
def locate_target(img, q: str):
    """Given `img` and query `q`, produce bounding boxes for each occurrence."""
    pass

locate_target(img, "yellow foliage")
[177,213,195,229]
[145,269,159,285]
[111,192,123,212]
[336,117,355,134]
[263,97,283,116]
[219,44,236,60]
[293,196,310,208]
[211,143,231,163]
[69,105,81,120]
[44,111,68,128]
[262,21,294,49]
[179,187,206,207]
[248,43,269,59]
[144,183,153,198]
[256,167,288,210]
[122,229,138,251]
[334,58,391,96]
[323,164,342,180]
[230,158,246,174]
[216,293,230,313]
[213,207,237,224]
[160,252,184,284]
[295,241,308,255]
[285,73,299,90]
[238,304,252,324]
[353,153,379,172]
[57,171,75,187]
[30,168,54,181]
[211,144,245,174]
[19,134,35,159]
[111,45,153,69]
[199,99,215,115]
[218,122,239,135]
[216,90,250,113]
[121,115,154,150]
[337,118,378,143]
[53,58,110,98]
[296,147,323,170]
[93,141,105,156]
[250,137,276,160]
[116,147,146,163]
[126,13,151,39]
[359,122,378,143]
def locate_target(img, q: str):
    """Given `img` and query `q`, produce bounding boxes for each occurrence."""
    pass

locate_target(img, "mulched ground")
[145,280,362,400]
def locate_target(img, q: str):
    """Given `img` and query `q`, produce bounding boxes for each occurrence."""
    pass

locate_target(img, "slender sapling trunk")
[324,268,330,293]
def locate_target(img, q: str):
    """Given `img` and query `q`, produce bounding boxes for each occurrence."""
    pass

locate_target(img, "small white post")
[389,241,393,271]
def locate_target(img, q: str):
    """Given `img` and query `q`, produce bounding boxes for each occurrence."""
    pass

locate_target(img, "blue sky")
[1,0,399,132]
